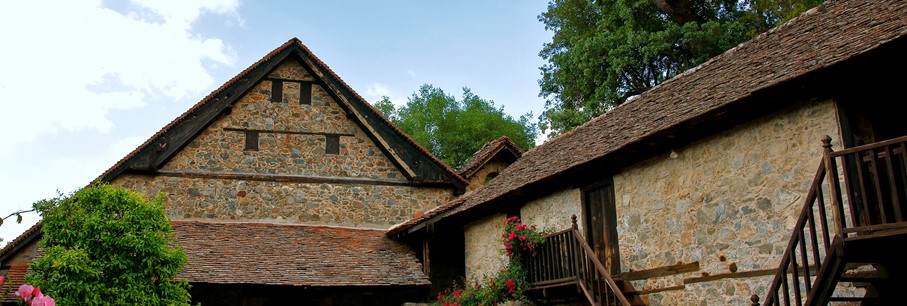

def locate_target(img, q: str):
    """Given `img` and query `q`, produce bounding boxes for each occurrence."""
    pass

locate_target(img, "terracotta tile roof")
[0,223,42,261]
[391,0,907,234]
[0,264,29,302]
[97,38,465,186]
[458,136,523,179]
[173,221,430,287]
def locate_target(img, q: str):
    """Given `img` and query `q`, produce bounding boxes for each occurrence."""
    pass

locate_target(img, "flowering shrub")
[435,216,547,306]
[0,276,56,306]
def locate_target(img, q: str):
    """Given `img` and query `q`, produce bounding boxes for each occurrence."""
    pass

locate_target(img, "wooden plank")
[883,146,902,222]
[294,53,417,180]
[266,77,317,84]
[636,284,685,295]
[616,261,700,281]
[154,170,425,187]
[244,130,259,151]
[224,127,353,137]
[684,267,786,284]
[270,80,283,102]
[325,134,340,155]
[300,82,312,105]
[830,135,907,157]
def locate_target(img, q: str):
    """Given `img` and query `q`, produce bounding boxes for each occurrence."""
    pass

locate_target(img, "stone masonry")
[612,100,842,305]
[114,60,454,228]
[464,213,507,279]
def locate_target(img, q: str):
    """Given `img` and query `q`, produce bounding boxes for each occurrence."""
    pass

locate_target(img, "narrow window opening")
[270,80,283,102]
[244,131,259,151]
[325,134,340,155]
[300,82,312,105]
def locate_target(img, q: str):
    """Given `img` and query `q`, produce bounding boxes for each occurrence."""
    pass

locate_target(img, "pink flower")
[0,276,5,285]
[31,294,56,306]
[16,284,35,302]
[33,287,41,297]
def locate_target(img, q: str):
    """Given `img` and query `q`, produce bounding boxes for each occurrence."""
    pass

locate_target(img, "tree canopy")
[27,184,191,306]
[537,0,824,136]
[375,84,537,170]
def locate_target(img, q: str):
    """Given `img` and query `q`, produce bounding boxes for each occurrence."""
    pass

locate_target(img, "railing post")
[823,136,847,238]
[571,214,578,230]
[751,294,761,306]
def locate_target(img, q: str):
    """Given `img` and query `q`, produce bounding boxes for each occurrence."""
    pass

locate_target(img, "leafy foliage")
[27,184,191,306]
[537,0,825,136]
[375,84,538,169]
[435,217,547,306]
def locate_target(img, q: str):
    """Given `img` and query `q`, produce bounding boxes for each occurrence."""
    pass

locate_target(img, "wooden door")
[584,182,621,275]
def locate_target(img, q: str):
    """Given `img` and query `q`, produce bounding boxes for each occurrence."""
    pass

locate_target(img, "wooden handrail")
[526,215,630,306]
[828,134,907,157]
[763,135,907,305]
[570,227,632,306]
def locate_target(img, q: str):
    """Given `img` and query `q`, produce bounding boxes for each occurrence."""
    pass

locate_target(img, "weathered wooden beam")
[293,53,417,181]
[636,284,685,295]
[154,170,454,187]
[617,261,700,281]
[225,127,354,137]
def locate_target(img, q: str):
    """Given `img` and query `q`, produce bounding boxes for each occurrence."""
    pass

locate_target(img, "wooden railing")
[526,215,630,306]
[762,135,907,305]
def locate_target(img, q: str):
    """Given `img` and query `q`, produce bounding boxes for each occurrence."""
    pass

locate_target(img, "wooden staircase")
[523,216,639,306]
[759,136,907,306]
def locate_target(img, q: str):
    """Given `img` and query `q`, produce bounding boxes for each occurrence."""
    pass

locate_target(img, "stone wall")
[612,100,842,304]
[520,188,583,234]
[162,60,403,180]
[465,160,509,193]
[464,213,507,279]
[111,59,456,228]
[113,175,452,228]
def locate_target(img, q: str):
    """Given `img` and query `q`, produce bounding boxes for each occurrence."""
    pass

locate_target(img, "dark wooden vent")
[325,134,340,155]
[270,80,283,102]
[244,130,259,151]
[300,82,312,105]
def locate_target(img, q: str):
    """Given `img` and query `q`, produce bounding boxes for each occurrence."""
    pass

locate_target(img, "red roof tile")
[173,221,430,287]
[0,264,29,302]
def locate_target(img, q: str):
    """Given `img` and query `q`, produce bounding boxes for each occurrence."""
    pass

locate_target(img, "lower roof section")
[172,221,430,287]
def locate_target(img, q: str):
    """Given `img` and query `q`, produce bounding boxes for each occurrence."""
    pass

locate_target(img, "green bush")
[27,184,191,305]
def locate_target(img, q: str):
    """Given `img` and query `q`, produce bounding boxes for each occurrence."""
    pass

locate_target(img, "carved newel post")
[750,294,760,306]
[571,214,578,230]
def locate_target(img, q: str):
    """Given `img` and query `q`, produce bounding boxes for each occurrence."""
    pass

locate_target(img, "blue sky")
[0,1,552,242]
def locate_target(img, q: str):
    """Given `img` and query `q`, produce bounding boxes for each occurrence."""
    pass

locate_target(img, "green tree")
[375,84,537,170]
[538,0,824,136]
[27,184,191,305]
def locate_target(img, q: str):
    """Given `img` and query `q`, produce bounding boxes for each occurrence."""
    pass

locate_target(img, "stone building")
[1,39,467,305]
[389,0,907,305]
[3,0,907,305]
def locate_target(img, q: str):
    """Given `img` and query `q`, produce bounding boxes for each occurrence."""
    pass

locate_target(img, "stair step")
[840,269,887,282]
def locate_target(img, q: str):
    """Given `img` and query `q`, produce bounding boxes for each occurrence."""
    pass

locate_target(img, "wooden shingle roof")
[388,0,907,236]
[174,221,430,287]
[458,136,523,179]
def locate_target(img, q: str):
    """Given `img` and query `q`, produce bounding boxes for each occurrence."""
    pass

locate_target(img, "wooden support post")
[822,136,846,238]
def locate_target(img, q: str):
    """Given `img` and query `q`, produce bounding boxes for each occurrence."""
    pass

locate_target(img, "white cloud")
[365,82,394,100]
[0,0,240,155]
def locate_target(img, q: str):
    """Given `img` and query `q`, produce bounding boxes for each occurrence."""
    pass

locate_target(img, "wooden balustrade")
[526,215,631,306]
[762,135,907,305]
